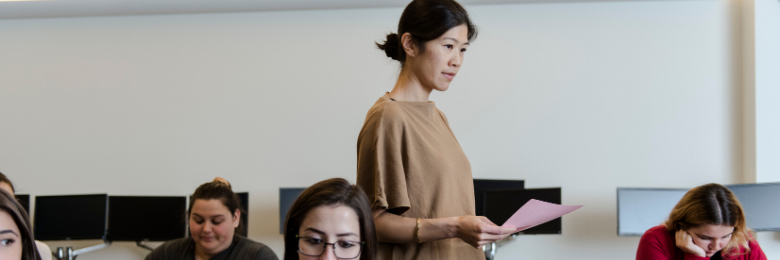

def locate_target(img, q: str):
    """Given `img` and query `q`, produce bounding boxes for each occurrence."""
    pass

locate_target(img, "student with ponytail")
[356,1,517,259]
[146,178,278,260]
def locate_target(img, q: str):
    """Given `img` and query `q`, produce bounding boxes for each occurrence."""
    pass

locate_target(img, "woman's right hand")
[675,230,706,257]
[454,216,518,248]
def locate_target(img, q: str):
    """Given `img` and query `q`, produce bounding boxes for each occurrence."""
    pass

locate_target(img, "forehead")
[437,24,469,43]
[299,205,360,235]
[690,224,735,237]
[0,182,13,194]
[0,210,20,234]
[191,199,231,216]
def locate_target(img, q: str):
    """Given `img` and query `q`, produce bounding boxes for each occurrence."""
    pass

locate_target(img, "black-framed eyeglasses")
[296,234,364,259]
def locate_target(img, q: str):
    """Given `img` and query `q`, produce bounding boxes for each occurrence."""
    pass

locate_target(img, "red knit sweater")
[636,225,767,260]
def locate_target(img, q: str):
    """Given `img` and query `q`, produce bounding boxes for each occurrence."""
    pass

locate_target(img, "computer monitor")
[473,179,525,216]
[279,188,306,234]
[16,194,30,214]
[107,196,187,241]
[34,194,108,240]
[484,188,561,234]
[726,183,780,231]
[236,192,249,237]
[616,188,687,236]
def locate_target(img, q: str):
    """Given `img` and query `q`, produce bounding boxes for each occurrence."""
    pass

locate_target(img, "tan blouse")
[356,95,484,260]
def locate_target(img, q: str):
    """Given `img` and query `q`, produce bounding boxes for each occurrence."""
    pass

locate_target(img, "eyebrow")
[303,228,359,238]
[443,37,469,45]
[0,230,19,237]
[697,232,733,239]
[192,213,225,219]
[304,227,326,235]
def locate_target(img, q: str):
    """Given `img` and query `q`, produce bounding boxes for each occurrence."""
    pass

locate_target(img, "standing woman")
[636,183,767,260]
[356,1,517,259]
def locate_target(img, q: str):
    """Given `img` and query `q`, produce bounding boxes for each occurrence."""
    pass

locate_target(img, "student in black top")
[146,178,278,260]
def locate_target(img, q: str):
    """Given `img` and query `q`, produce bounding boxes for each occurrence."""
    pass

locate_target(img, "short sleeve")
[356,102,411,215]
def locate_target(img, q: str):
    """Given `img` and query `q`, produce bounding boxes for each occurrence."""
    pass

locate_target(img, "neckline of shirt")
[384,92,436,105]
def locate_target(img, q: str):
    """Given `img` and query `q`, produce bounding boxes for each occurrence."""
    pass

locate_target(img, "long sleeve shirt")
[636,225,766,260]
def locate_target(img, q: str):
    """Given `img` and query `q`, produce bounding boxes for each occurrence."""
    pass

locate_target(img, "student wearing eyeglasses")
[282,178,377,260]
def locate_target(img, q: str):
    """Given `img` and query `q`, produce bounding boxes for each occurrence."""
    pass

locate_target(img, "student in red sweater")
[636,183,767,260]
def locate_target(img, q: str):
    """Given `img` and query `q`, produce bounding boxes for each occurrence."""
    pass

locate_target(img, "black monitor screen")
[16,194,30,214]
[726,183,780,231]
[108,196,186,241]
[236,192,248,237]
[279,188,305,234]
[34,194,108,240]
[473,179,525,216]
[484,188,562,234]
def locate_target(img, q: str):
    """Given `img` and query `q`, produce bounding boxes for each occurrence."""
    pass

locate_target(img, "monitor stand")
[136,241,155,251]
[483,242,497,260]
[482,233,519,260]
[53,240,110,260]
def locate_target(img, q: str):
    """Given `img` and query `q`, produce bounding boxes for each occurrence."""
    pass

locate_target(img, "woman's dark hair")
[283,178,377,260]
[0,171,15,193]
[0,189,41,260]
[376,0,478,64]
[188,181,246,236]
[665,183,752,255]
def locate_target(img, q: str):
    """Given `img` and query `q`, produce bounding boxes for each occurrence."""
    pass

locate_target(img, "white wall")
[755,0,780,184]
[1,0,776,259]
[750,0,780,256]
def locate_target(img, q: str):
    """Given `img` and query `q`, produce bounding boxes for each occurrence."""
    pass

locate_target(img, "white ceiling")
[0,0,637,20]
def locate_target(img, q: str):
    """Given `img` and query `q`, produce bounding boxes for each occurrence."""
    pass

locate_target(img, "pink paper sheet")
[501,199,582,232]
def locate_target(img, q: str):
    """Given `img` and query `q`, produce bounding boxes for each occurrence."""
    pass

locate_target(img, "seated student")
[0,188,41,260]
[0,172,51,260]
[283,178,377,260]
[636,183,767,260]
[146,178,278,260]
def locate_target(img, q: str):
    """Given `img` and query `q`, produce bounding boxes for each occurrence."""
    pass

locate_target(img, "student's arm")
[372,209,517,248]
[636,230,671,260]
[636,227,710,260]
[747,238,767,260]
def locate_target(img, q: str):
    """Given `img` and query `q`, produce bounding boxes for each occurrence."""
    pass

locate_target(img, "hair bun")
[376,33,402,61]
